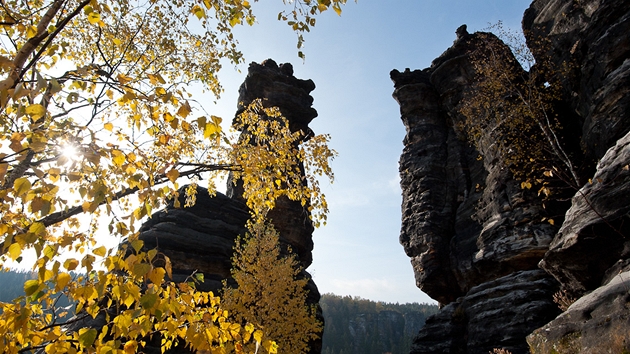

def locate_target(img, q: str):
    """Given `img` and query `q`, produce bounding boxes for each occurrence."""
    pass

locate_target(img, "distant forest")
[0,269,74,316]
[0,269,38,303]
[320,293,438,354]
[0,270,438,353]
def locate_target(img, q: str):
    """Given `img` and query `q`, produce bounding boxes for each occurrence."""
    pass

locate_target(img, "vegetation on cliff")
[459,22,582,195]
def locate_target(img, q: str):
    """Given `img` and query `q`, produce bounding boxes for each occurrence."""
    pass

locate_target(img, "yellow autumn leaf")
[263,340,278,354]
[165,256,173,279]
[13,177,32,196]
[24,279,40,296]
[87,12,101,25]
[204,123,219,139]
[166,168,179,183]
[253,329,263,343]
[133,262,152,277]
[56,272,72,290]
[111,149,125,166]
[148,267,165,285]
[78,328,97,348]
[0,160,7,182]
[25,104,46,121]
[8,243,21,261]
[177,102,191,118]
[117,73,133,85]
[26,25,38,39]
[333,4,342,16]
[48,167,61,182]
[158,134,170,145]
[29,222,46,236]
[64,258,79,271]
[147,73,166,85]
[104,122,114,131]
[131,239,144,253]
[123,340,138,354]
[192,5,205,20]
[93,245,107,257]
[139,292,158,309]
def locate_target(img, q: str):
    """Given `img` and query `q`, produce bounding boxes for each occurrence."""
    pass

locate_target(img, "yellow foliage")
[0,0,343,352]
[222,223,322,353]
[458,22,580,193]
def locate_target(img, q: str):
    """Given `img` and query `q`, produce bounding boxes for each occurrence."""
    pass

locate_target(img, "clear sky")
[206,0,534,304]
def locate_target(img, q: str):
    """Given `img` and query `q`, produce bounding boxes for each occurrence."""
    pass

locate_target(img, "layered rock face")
[134,59,323,353]
[392,0,630,353]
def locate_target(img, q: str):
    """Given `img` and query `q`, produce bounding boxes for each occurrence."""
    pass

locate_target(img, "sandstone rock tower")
[136,59,323,353]
[392,0,630,352]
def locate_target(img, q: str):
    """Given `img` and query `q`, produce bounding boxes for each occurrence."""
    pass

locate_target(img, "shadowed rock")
[528,270,630,354]
[393,0,630,351]
[130,60,323,353]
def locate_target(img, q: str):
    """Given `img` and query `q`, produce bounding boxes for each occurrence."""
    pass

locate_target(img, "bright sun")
[60,144,80,163]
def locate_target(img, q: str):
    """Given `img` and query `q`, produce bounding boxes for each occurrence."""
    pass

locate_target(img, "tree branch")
[37,164,239,227]
[0,0,66,92]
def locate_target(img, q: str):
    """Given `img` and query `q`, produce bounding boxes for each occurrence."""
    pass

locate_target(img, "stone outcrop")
[527,270,630,354]
[131,59,323,353]
[392,0,630,352]
[540,130,630,295]
[227,59,317,268]
[411,270,559,354]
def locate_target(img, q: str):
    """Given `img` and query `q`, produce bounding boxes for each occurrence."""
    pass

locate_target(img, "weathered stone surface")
[541,130,630,294]
[411,270,560,354]
[524,0,630,162]
[394,0,630,351]
[138,191,248,292]
[392,30,557,306]
[228,59,316,268]
[234,59,317,136]
[392,69,462,305]
[527,270,630,354]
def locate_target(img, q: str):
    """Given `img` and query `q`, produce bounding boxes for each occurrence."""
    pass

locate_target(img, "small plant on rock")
[553,289,577,311]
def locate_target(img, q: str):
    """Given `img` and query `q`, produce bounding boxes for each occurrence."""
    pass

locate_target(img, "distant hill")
[320,293,438,354]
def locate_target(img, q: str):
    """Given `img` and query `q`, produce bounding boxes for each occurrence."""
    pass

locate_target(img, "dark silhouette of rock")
[392,29,557,308]
[523,0,630,162]
[392,0,630,352]
[227,60,317,268]
[129,60,323,353]
[410,270,559,354]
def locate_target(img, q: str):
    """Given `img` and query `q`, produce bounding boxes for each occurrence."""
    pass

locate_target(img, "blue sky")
[207,0,533,304]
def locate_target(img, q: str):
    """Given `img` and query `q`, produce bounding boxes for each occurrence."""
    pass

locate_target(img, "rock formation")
[391,0,630,352]
[133,59,323,353]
